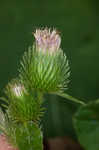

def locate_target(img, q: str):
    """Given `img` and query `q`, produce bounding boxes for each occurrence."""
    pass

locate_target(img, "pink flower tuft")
[8,83,26,98]
[34,28,61,53]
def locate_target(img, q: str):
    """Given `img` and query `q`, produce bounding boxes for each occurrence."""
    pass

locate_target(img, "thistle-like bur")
[3,79,43,123]
[19,28,70,93]
[0,79,44,150]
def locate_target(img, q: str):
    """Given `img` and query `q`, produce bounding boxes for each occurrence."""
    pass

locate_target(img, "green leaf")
[73,100,99,150]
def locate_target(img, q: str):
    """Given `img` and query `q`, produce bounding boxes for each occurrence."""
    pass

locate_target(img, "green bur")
[0,80,44,150]
[0,112,43,150]
[8,122,43,150]
[19,45,70,93]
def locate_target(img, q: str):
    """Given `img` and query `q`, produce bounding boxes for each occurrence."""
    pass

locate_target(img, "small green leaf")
[73,100,99,150]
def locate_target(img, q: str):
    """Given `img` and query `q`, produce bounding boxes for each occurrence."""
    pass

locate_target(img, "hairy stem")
[53,92,86,106]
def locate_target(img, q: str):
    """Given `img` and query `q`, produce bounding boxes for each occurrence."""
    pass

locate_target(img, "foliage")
[73,100,99,150]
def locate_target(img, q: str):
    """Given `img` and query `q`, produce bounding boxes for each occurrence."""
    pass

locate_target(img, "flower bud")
[19,28,70,93]
[4,79,44,123]
[5,79,26,100]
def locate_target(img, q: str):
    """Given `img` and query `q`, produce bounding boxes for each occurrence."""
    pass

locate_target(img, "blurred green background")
[0,0,99,139]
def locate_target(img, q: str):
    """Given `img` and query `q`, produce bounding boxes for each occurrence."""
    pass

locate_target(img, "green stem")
[52,92,86,106]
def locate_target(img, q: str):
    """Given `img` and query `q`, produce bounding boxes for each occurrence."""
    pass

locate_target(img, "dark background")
[0,0,99,140]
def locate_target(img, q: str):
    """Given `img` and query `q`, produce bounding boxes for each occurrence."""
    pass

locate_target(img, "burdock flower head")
[19,28,70,93]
